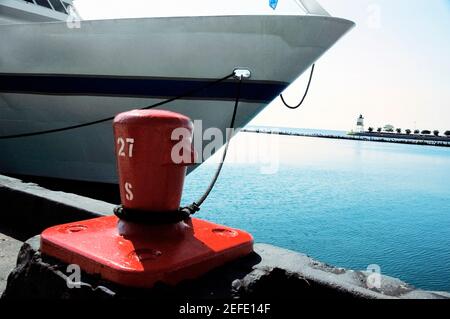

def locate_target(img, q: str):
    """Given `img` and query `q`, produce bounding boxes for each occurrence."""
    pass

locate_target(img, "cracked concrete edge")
[0,174,115,216]
[3,236,449,300]
[0,233,23,295]
[1,174,449,300]
[252,244,450,300]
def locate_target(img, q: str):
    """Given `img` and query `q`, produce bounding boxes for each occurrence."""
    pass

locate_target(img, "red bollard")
[114,110,194,212]
[40,109,253,288]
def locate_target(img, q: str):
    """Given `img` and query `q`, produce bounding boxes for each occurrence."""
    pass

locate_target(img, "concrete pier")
[1,174,449,300]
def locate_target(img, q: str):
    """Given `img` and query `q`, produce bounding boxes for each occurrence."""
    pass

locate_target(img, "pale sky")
[74,0,450,132]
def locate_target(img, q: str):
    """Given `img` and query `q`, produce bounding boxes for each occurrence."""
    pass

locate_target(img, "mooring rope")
[115,75,244,223]
[0,65,313,221]
[114,74,244,222]
[280,64,315,109]
[0,72,235,140]
[182,76,243,216]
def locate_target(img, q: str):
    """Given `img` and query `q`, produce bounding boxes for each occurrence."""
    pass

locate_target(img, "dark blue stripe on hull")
[0,74,288,103]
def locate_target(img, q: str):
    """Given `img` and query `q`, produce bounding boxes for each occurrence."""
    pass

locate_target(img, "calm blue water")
[181,129,450,292]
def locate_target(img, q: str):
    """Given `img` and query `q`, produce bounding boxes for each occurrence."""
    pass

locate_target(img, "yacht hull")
[0,15,354,183]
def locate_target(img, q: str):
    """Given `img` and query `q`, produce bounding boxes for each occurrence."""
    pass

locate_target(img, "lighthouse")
[356,114,364,133]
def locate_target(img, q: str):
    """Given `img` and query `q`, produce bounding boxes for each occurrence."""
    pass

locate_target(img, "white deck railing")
[295,0,331,16]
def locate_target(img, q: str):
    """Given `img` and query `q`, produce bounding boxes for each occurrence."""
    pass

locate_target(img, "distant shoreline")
[352,132,450,142]
[242,128,450,148]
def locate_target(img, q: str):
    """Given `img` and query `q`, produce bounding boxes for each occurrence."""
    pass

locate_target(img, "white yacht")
[0,0,354,184]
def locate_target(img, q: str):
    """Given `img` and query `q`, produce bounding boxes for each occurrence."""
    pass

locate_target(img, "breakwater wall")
[242,129,450,148]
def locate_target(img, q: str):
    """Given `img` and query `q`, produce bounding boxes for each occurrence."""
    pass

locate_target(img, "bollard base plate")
[40,216,253,288]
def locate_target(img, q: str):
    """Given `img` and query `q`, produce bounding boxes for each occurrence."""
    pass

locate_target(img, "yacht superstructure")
[0,0,74,24]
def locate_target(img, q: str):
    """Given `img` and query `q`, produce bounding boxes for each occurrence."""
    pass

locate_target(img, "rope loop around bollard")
[114,205,191,225]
